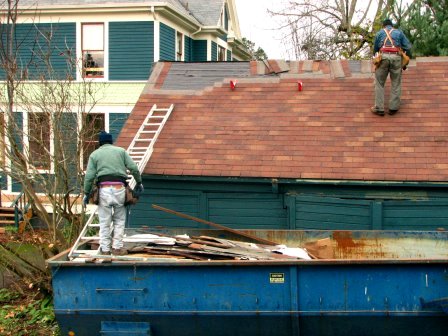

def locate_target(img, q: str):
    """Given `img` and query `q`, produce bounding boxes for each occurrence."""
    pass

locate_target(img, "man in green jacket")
[83,131,143,256]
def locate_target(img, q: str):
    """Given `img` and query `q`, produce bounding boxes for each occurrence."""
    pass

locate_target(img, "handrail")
[10,190,31,229]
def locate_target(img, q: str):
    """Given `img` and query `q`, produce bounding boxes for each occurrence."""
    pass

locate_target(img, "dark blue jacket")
[374,25,412,57]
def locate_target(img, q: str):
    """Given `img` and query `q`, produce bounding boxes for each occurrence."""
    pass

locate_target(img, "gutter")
[143,174,448,188]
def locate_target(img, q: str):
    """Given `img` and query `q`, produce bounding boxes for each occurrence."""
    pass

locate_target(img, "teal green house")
[0,0,249,194]
[116,59,448,231]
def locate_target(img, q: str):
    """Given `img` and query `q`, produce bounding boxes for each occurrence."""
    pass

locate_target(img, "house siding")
[184,36,193,62]
[109,113,129,140]
[131,177,448,231]
[0,22,76,80]
[109,21,154,80]
[211,41,218,61]
[192,40,207,61]
[159,23,175,61]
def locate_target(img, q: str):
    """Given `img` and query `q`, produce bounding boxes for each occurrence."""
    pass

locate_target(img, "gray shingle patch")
[161,62,251,90]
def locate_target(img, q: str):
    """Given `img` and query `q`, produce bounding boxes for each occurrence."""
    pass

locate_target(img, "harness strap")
[383,28,396,48]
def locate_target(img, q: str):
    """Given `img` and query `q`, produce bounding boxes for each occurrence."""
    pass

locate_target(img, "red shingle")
[117,59,448,182]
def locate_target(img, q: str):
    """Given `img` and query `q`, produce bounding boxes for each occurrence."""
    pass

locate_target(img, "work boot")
[98,248,111,255]
[371,106,384,116]
[112,248,128,256]
[388,109,398,115]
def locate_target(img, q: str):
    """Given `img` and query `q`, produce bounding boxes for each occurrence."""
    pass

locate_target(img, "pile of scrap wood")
[81,233,312,261]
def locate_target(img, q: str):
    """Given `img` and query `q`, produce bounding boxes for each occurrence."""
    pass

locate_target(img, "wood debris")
[78,233,313,261]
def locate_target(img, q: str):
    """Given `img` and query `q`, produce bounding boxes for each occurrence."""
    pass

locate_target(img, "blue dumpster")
[47,230,448,336]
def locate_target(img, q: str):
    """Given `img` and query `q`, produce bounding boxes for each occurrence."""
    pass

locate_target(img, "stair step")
[0,219,15,225]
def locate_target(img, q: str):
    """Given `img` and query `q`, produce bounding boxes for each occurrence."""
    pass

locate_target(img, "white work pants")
[98,186,126,251]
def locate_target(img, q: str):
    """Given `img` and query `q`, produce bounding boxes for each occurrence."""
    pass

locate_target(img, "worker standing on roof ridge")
[371,18,412,116]
[83,131,144,256]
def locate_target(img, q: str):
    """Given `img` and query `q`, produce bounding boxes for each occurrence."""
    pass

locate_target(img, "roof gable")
[116,57,448,183]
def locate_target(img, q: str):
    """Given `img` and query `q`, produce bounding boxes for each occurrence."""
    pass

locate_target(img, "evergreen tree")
[400,0,448,56]
[242,38,268,60]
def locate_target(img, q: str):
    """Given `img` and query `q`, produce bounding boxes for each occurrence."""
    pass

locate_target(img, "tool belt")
[380,47,399,53]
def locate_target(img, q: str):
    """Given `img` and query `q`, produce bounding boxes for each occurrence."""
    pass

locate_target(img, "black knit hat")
[382,18,393,27]
[98,131,113,145]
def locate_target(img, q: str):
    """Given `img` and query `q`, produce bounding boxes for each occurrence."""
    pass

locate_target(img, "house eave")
[143,174,448,188]
[227,36,250,59]
[12,3,201,31]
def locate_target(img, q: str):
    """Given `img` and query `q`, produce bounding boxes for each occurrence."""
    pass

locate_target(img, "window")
[218,46,226,61]
[176,31,183,61]
[0,113,4,168]
[28,113,51,170]
[82,113,105,168]
[82,23,104,78]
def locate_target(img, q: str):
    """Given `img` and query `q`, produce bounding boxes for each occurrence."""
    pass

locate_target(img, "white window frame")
[24,111,54,174]
[77,22,109,81]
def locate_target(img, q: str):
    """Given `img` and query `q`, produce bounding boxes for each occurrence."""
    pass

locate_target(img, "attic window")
[82,23,104,78]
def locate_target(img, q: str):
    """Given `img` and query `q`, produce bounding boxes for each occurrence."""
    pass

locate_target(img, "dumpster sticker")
[269,273,285,283]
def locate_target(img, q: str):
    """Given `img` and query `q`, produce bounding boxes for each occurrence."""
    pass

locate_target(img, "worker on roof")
[371,18,412,116]
[83,131,144,256]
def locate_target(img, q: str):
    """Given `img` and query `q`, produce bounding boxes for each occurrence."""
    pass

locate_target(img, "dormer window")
[82,23,104,78]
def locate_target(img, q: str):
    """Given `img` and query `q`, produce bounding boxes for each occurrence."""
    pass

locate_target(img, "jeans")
[374,53,402,111]
[98,186,126,251]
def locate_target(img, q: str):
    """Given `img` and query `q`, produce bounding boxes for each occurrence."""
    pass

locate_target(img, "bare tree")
[0,1,104,247]
[269,0,416,60]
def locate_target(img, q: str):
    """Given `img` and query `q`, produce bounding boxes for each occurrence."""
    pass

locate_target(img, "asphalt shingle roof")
[18,0,224,26]
[116,57,448,182]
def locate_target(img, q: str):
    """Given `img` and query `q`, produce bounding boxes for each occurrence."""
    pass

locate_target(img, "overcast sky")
[235,0,287,59]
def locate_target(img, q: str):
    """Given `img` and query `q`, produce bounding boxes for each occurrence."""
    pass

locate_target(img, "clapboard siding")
[184,35,193,61]
[0,23,75,80]
[211,41,217,61]
[192,40,207,61]
[383,200,448,230]
[208,193,287,229]
[159,23,175,61]
[109,113,129,140]
[130,190,201,227]
[134,178,448,231]
[294,195,372,230]
[109,21,153,80]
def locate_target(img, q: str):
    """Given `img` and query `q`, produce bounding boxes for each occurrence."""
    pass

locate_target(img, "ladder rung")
[73,250,97,254]
[153,108,170,112]
[141,130,158,134]
[81,236,100,240]
[134,139,153,142]
[88,224,100,227]
[146,123,162,126]
[148,116,165,119]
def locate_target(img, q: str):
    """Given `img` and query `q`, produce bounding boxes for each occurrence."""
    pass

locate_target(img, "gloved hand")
[134,183,144,195]
[83,194,90,207]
